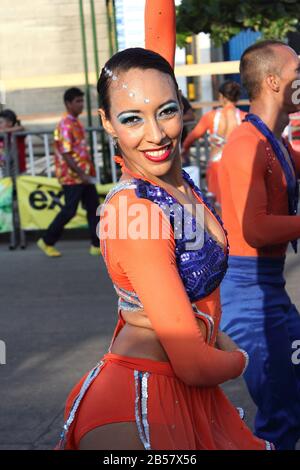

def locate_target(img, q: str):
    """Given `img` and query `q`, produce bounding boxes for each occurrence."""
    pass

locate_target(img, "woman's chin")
[144,159,176,177]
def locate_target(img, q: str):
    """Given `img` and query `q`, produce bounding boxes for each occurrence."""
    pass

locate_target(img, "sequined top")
[101,169,229,315]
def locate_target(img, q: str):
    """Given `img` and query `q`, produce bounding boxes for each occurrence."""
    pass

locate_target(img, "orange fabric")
[219,122,300,257]
[291,141,300,152]
[206,161,221,201]
[144,0,176,68]
[64,350,267,450]
[182,107,246,153]
[183,107,246,203]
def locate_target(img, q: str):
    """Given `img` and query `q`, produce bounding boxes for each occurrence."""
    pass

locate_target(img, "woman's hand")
[215,330,239,352]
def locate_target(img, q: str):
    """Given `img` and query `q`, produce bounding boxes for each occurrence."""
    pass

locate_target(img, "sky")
[114,0,186,92]
[115,0,182,50]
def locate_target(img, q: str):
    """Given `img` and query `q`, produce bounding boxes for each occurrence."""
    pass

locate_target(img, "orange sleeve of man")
[220,134,300,248]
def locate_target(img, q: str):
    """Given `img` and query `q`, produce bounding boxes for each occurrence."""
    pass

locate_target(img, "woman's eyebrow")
[117,109,141,118]
[117,100,178,119]
[158,99,178,109]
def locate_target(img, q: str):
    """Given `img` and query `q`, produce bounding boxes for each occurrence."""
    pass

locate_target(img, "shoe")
[89,245,101,256]
[37,238,62,257]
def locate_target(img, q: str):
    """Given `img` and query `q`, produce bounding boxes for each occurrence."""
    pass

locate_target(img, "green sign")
[0,177,13,233]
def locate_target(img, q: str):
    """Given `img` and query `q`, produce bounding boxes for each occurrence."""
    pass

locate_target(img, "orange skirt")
[59,352,272,450]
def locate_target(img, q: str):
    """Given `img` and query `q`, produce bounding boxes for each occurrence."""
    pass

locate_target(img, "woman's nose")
[144,118,166,144]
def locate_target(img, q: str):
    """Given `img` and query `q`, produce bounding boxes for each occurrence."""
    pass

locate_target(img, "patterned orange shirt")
[54,114,95,185]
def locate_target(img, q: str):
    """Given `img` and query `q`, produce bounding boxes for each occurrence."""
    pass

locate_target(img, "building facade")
[0,0,110,126]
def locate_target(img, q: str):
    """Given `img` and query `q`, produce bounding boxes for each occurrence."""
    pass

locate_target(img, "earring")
[112,136,118,148]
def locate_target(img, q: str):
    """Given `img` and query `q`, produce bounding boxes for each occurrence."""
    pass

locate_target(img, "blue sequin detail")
[133,169,228,302]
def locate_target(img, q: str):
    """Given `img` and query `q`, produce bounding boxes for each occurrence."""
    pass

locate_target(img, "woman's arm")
[182,113,212,153]
[3,125,24,134]
[221,135,300,247]
[144,0,176,68]
[54,139,91,184]
[104,192,246,387]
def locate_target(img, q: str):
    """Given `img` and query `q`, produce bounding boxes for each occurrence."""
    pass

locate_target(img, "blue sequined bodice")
[133,170,228,302]
[101,170,229,313]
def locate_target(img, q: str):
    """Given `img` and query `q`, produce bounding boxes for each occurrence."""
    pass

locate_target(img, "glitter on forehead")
[103,66,150,103]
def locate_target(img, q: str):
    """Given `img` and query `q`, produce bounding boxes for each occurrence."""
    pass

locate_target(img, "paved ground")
[0,233,300,450]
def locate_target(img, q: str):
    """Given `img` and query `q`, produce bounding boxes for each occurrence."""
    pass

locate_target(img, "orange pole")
[144,0,176,68]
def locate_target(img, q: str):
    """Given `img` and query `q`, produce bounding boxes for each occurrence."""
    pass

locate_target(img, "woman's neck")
[121,155,186,193]
[223,100,236,109]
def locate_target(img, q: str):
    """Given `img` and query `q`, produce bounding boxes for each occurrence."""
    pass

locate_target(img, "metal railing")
[1,121,210,186]
[0,126,120,249]
[7,126,119,183]
[183,120,209,180]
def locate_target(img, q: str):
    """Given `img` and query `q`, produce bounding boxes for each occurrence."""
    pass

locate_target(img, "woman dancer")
[182,81,245,207]
[57,45,272,450]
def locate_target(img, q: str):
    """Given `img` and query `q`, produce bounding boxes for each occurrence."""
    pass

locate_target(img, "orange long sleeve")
[144,0,176,68]
[220,127,300,253]
[102,189,245,387]
[182,112,213,152]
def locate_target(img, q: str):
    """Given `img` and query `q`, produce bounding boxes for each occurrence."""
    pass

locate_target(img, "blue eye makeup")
[157,102,180,120]
[118,113,143,126]
[117,100,179,126]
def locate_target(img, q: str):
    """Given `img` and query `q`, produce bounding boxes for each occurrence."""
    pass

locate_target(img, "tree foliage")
[176,0,300,46]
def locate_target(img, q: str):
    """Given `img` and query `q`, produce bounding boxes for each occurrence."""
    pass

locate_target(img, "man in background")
[37,87,100,257]
[219,40,300,449]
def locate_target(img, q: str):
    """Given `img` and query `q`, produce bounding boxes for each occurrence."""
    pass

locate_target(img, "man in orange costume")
[219,40,300,449]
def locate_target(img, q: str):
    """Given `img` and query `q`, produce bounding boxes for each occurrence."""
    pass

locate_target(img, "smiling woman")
[57,1,273,452]
[98,49,183,182]
[56,48,271,452]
